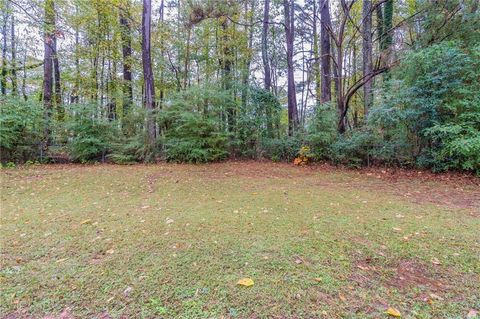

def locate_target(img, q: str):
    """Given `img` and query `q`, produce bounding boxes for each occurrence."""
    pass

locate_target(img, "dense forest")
[0,0,479,173]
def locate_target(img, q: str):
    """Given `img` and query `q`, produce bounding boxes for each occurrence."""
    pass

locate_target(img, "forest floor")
[1,162,479,319]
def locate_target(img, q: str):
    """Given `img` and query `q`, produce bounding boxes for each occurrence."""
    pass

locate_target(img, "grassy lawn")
[1,163,479,318]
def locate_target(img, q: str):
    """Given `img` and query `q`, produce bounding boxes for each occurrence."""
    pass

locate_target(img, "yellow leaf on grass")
[81,219,92,225]
[386,307,401,317]
[237,278,254,287]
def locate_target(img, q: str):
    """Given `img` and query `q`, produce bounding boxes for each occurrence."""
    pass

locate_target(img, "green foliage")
[305,103,337,160]
[0,97,44,162]
[159,86,229,163]
[65,104,116,163]
[109,109,152,164]
[365,41,480,173]
[329,129,381,168]
[108,134,148,164]
[260,136,302,162]
[234,87,282,158]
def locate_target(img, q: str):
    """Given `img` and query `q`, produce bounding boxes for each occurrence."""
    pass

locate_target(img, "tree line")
[1,0,479,173]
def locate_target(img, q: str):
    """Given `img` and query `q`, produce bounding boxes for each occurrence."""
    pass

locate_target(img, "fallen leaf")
[431,257,441,265]
[56,258,68,263]
[237,278,254,287]
[429,293,444,301]
[81,219,92,225]
[314,277,322,282]
[386,307,401,317]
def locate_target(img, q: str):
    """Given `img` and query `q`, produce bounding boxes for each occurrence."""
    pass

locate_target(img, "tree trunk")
[261,0,272,91]
[120,1,133,113]
[320,0,332,103]
[221,19,235,132]
[1,5,7,95]
[312,0,321,106]
[142,0,156,148]
[21,48,27,101]
[10,14,17,96]
[70,10,80,104]
[362,0,373,116]
[43,0,55,151]
[283,0,299,136]
[53,35,63,120]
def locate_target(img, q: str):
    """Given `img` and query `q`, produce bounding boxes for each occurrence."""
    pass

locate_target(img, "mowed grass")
[0,162,479,318]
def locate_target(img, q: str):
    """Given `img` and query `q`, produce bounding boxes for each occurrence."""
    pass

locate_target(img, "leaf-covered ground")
[1,162,479,318]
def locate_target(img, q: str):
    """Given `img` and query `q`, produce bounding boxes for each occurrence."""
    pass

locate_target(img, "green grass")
[1,163,479,318]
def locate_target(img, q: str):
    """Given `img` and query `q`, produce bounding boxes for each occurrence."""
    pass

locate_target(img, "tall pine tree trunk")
[120,1,133,113]
[312,0,321,106]
[283,0,299,136]
[142,0,156,150]
[53,35,63,120]
[362,0,373,116]
[10,14,17,96]
[320,0,331,103]
[43,0,55,151]
[1,5,7,95]
[261,0,272,91]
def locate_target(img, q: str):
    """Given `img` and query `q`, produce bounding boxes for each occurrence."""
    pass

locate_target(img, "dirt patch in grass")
[388,260,446,291]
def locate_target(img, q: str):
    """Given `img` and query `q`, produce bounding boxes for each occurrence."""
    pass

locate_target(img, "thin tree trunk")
[142,0,156,148]
[22,48,27,101]
[312,0,321,106]
[241,0,254,110]
[43,0,55,151]
[159,0,165,108]
[261,0,272,91]
[70,9,80,104]
[1,5,8,95]
[320,0,331,103]
[362,0,373,116]
[53,35,63,120]
[221,19,235,132]
[10,14,17,96]
[283,0,299,136]
[183,25,191,89]
[120,1,133,113]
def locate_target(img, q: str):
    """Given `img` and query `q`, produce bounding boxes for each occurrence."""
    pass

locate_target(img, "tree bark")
[142,0,156,147]
[362,0,373,116]
[21,48,27,101]
[1,5,8,95]
[53,35,63,120]
[10,14,17,96]
[283,0,299,136]
[70,8,80,104]
[120,1,133,113]
[320,0,332,103]
[312,0,321,106]
[261,0,272,91]
[43,0,55,150]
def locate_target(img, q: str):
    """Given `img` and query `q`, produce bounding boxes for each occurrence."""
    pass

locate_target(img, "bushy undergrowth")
[2,42,479,174]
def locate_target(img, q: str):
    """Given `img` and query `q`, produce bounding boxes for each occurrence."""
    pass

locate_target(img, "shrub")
[0,97,44,162]
[329,129,381,167]
[305,103,337,160]
[260,136,302,162]
[159,86,229,163]
[65,104,116,162]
